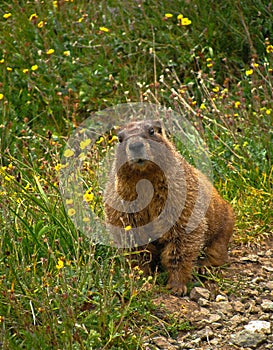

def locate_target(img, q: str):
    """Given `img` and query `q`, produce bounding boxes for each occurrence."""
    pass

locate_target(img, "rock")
[229,315,243,328]
[152,336,178,350]
[244,320,271,334]
[241,254,259,262]
[230,329,267,348]
[265,281,273,290]
[190,287,211,301]
[262,265,273,272]
[215,294,228,302]
[196,326,213,340]
[261,299,273,312]
[207,313,222,324]
[213,301,233,314]
[232,300,245,313]
[198,297,210,307]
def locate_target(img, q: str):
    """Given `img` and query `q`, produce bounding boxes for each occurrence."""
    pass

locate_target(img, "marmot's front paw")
[166,281,187,296]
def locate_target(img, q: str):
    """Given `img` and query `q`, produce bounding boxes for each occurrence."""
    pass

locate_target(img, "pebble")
[261,299,273,312]
[230,329,267,348]
[244,320,271,334]
[196,326,213,340]
[265,281,273,290]
[152,336,178,350]
[198,297,210,307]
[190,287,211,301]
[232,300,245,313]
[213,301,233,314]
[215,294,228,302]
[206,313,222,324]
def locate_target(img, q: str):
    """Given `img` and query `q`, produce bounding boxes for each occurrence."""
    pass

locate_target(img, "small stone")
[196,326,213,340]
[152,336,178,350]
[265,281,273,290]
[261,299,273,312]
[190,287,211,301]
[232,300,245,313]
[215,294,228,302]
[244,320,271,334]
[230,329,267,348]
[263,265,273,272]
[241,254,259,262]
[213,301,233,314]
[198,297,210,307]
[207,313,222,324]
[229,314,242,327]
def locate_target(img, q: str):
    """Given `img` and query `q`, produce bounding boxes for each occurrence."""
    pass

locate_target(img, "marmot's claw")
[167,282,187,296]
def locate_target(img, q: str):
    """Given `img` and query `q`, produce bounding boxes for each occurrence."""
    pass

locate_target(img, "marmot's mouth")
[130,158,146,166]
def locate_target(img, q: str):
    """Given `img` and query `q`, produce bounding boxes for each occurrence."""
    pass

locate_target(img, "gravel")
[145,238,273,349]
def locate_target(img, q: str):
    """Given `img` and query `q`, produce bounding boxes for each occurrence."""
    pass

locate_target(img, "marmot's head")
[115,119,169,172]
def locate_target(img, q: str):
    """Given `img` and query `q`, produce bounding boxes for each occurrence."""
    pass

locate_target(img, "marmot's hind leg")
[200,212,234,267]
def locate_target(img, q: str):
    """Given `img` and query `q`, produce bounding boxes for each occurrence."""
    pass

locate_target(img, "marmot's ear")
[153,119,163,134]
[153,119,170,138]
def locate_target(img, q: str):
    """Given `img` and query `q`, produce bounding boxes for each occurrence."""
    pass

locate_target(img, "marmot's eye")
[118,134,123,143]
[148,127,155,136]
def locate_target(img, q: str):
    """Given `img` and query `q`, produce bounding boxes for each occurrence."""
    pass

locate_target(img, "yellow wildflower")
[108,135,118,144]
[84,189,94,202]
[99,26,110,32]
[164,13,173,18]
[56,258,64,270]
[83,217,90,222]
[181,17,191,25]
[234,101,241,108]
[177,14,183,20]
[63,50,70,56]
[68,208,76,216]
[29,13,38,21]
[66,199,73,205]
[54,163,62,171]
[7,67,12,72]
[63,149,74,157]
[80,138,91,150]
[46,49,55,55]
[37,21,45,28]
[96,136,104,144]
[200,103,206,110]
[245,69,253,76]
[0,94,4,100]
[266,45,273,53]
[23,69,29,74]
[3,13,12,19]
[31,65,39,71]
[0,59,4,64]
[53,1,58,8]
[206,58,213,68]
[125,225,132,231]
[265,109,271,115]
[78,17,84,23]
[212,86,219,93]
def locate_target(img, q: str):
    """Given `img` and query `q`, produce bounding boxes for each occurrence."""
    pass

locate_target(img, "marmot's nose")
[128,141,144,153]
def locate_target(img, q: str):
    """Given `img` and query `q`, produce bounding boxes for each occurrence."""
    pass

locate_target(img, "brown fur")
[104,120,235,295]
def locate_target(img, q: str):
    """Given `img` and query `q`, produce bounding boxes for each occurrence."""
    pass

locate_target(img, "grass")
[0,0,272,348]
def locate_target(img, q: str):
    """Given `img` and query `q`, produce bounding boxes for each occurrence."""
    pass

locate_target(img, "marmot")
[104,119,234,295]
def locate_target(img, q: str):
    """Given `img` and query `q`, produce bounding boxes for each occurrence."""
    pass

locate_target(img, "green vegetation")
[0,0,272,348]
